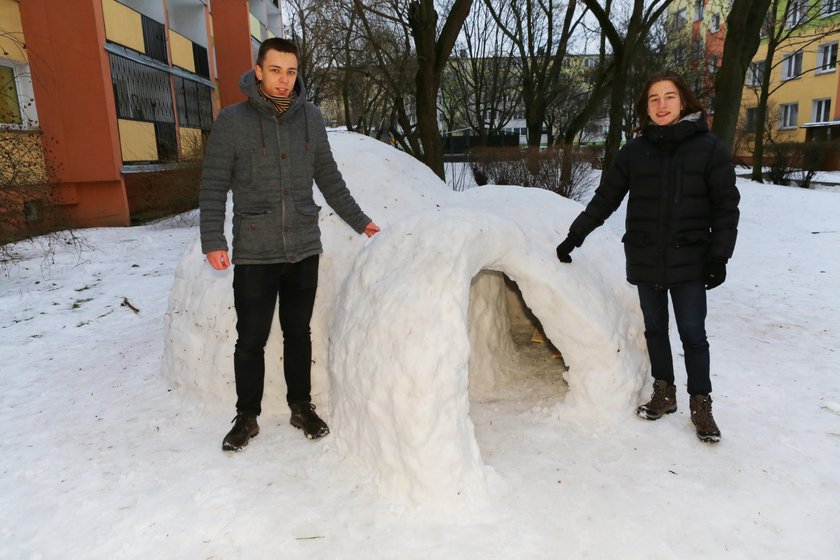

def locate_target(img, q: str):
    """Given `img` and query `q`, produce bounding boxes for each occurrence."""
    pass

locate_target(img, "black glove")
[704,260,726,290]
[556,233,582,263]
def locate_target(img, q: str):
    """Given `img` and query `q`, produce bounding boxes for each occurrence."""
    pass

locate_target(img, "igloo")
[162,131,647,501]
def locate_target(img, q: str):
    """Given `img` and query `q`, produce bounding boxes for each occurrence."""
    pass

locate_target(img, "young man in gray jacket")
[199,38,379,451]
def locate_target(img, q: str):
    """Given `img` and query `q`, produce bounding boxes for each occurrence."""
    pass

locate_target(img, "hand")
[704,260,726,290]
[206,249,231,270]
[364,222,380,238]
[556,236,578,263]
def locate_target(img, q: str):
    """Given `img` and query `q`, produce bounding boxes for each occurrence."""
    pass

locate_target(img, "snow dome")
[162,132,647,501]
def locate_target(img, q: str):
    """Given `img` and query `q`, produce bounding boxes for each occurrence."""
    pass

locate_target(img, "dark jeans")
[637,282,711,396]
[232,255,319,416]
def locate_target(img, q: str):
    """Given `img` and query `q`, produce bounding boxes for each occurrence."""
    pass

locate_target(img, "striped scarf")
[258,83,296,114]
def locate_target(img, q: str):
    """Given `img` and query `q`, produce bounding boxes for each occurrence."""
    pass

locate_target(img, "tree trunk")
[712,0,774,153]
[408,0,474,180]
[750,44,776,182]
[602,67,628,172]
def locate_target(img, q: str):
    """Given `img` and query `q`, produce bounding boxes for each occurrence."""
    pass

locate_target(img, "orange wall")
[18,0,130,227]
[211,0,252,107]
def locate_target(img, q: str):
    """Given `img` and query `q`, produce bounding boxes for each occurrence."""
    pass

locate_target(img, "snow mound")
[162,132,647,502]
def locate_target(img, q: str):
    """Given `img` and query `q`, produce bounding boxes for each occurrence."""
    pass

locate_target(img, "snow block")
[162,132,647,502]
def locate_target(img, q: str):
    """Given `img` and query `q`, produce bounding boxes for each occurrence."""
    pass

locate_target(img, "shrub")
[765,141,837,188]
[468,145,598,201]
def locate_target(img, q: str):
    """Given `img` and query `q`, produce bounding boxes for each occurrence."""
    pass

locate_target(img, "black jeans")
[232,255,319,415]
[637,282,711,396]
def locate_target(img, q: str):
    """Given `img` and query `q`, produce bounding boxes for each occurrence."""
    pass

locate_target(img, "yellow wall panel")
[102,0,145,54]
[179,126,203,159]
[249,13,261,40]
[0,0,28,63]
[118,119,158,162]
[170,31,196,73]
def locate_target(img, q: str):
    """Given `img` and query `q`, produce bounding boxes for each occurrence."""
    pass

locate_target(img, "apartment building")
[741,1,840,148]
[0,0,282,233]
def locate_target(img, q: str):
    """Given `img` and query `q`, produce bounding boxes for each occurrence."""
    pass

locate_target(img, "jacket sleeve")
[705,140,740,263]
[199,110,236,254]
[568,145,631,244]
[309,106,371,233]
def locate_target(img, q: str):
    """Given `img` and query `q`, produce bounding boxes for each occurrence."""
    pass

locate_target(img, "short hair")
[256,38,299,67]
[634,70,705,132]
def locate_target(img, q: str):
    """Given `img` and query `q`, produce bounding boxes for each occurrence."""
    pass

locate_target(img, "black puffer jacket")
[568,114,739,288]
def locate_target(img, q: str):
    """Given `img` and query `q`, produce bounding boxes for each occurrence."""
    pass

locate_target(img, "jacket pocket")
[672,230,709,248]
[621,231,647,247]
[294,201,321,226]
[233,211,278,256]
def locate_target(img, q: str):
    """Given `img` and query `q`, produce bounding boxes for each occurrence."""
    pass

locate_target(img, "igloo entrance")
[467,270,568,407]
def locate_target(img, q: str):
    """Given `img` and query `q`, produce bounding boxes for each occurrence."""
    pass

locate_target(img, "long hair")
[256,38,299,66]
[634,71,705,132]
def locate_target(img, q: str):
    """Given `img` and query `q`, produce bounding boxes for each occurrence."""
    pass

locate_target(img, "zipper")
[274,115,288,258]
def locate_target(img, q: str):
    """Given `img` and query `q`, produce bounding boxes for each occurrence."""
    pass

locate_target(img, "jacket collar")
[239,70,306,118]
[643,112,708,149]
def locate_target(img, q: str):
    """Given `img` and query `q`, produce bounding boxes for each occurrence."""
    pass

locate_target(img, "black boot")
[289,402,330,440]
[636,379,677,420]
[222,413,259,451]
[690,394,721,443]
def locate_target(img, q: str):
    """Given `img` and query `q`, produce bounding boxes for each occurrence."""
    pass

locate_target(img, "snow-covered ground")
[2,142,839,558]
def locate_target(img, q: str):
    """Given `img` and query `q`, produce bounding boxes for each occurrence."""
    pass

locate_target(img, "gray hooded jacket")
[199,70,371,264]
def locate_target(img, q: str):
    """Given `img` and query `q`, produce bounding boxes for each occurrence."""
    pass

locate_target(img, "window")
[745,107,758,132]
[823,0,840,16]
[813,98,831,122]
[747,61,765,87]
[711,13,721,32]
[173,76,214,131]
[817,42,838,72]
[780,103,799,128]
[0,64,21,125]
[782,52,803,80]
[695,0,704,20]
[785,0,808,28]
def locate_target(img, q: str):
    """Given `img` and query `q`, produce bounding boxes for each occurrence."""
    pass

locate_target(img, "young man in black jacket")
[556,71,739,443]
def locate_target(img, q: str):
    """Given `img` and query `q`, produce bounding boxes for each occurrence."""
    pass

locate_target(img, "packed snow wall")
[162,132,648,502]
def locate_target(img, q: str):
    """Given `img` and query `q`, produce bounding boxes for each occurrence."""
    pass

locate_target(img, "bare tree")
[348,1,424,154]
[711,0,774,152]
[581,0,675,171]
[484,0,588,148]
[284,0,333,104]
[406,0,474,178]
[440,1,519,142]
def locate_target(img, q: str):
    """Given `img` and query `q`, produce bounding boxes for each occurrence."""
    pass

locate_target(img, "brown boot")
[636,379,677,420]
[690,394,721,443]
[290,402,330,440]
[222,413,259,451]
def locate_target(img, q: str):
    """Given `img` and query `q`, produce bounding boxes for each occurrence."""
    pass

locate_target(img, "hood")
[239,69,307,117]
[643,111,708,148]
